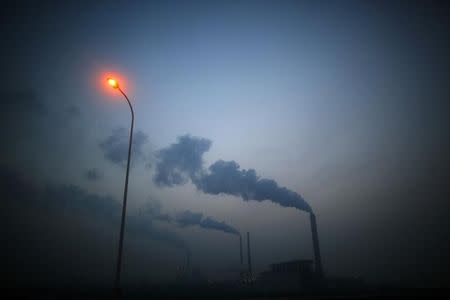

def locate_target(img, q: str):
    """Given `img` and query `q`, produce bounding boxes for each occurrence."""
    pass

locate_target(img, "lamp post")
[107,77,134,291]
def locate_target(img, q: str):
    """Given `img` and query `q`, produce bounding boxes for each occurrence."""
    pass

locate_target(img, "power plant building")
[258,259,314,289]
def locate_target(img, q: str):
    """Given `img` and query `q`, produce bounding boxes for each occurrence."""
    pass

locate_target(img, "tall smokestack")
[310,212,323,278]
[239,234,243,265]
[247,232,252,274]
[185,248,191,274]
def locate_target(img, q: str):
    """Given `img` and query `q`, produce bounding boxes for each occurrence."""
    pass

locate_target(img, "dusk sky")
[1,0,450,290]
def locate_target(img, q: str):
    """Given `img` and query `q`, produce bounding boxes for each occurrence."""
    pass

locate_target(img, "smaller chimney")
[247,232,252,274]
[185,248,191,273]
[239,234,243,265]
[310,212,323,278]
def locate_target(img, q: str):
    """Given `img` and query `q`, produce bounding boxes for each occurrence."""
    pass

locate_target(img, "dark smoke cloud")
[139,198,172,223]
[40,183,188,251]
[0,89,47,138]
[1,89,47,116]
[197,160,311,212]
[84,168,103,181]
[175,210,203,227]
[174,210,239,236]
[41,184,187,251]
[153,135,312,212]
[0,165,188,287]
[153,135,211,186]
[99,127,149,167]
[127,216,188,251]
[140,199,240,236]
[43,184,119,220]
[200,217,239,235]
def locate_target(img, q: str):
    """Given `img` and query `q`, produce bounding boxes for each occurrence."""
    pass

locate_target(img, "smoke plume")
[139,199,240,236]
[175,210,240,236]
[153,135,211,186]
[200,216,240,235]
[175,210,203,227]
[139,198,172,222]
[99,127,149,167]
[153,135,312,212]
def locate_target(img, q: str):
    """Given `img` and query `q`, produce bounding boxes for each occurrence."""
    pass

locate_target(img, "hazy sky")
[1,0,450,288]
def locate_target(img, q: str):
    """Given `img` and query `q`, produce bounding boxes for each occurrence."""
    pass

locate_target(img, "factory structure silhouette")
[176,211,324,291]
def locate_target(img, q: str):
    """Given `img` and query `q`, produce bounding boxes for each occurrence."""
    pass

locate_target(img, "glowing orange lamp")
[107,77,119,89]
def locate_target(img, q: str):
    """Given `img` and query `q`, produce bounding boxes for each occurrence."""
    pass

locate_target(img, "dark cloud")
[43,184,120,220]
[0,165,188,288]
[1,166,118,287]
[153,135,311,212]
[153,135,211,186]
[41,183,188,253]
[0,89,47,139]
[84,168,103,181]
[0,165,39,208]
[99,127,149,167]
[1,89,47,116]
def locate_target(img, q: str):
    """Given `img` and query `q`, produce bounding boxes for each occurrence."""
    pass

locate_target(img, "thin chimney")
[185,248,191,273]
[239,233,243,265]
[310,212,323,278]
[247,232,252,274]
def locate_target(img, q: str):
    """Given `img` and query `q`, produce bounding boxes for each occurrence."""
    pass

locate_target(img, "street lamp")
[107,77,134,291]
